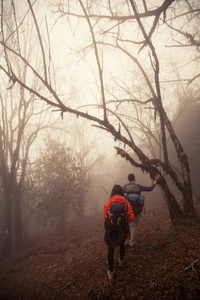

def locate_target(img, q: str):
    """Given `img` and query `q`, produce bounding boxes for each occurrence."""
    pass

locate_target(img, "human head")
[128,173,135,182]
[110,184,124,197]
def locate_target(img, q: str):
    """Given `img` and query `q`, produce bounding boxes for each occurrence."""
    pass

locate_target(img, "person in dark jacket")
[104,184,134,280]
[123,174,160,247]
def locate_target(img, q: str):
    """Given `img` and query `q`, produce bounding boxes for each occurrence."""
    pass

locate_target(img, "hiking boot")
[118,258,124,267]
[107,270,114,280]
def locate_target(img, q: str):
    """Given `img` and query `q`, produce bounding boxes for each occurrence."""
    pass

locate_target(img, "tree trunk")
[2,191,12,257]
[60,210,65,235]
[0,154,12,257]
[159,177,183,225]
[183,185,198,218]
[13,190,23,252]
[163,110,198,219]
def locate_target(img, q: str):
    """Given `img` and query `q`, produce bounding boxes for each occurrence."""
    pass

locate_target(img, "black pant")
[108,240,125,272]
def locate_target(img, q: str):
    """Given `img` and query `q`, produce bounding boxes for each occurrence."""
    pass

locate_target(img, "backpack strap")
[108,211,126,225]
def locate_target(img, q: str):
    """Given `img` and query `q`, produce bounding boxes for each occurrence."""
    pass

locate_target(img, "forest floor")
[0,206,200,300]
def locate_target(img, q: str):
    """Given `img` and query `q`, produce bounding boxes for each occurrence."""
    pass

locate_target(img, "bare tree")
[0,77,55,256]
[0,0,199,226]
[0,3,57,256]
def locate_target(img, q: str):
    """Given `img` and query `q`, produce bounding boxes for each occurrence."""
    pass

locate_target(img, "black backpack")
[124,183,145,215]
[125,194,145,215]
[104,201,129,248]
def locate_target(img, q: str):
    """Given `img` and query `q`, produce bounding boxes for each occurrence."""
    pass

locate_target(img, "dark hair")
[110,184,124,197]
[128,173,135,181]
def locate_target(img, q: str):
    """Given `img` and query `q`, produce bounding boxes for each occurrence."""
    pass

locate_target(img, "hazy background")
[0,0,199,251]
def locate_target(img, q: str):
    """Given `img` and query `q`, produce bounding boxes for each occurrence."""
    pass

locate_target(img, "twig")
[102,186,109,197]
[59,280,77,292]
[179,258,200,273]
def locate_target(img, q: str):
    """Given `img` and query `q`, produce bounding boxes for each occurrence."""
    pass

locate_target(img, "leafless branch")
[188,73,200,85]
[27,0,48,82]
[78,0,107,123]
[178,257,200,273]
[129,0,168,163]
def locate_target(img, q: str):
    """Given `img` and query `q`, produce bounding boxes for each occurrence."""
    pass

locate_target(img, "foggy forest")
[0,0,200,299]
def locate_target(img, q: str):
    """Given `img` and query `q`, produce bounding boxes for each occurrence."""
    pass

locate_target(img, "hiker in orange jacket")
[104,184,134,280]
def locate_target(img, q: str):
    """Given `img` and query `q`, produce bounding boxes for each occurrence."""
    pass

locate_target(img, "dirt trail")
[0,211,200,299]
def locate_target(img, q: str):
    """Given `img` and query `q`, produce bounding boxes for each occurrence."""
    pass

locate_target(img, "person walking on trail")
[104,184,134,280]
[123,174,160,248]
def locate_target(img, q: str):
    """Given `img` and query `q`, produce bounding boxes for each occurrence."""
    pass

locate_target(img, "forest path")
[0,209,200,299]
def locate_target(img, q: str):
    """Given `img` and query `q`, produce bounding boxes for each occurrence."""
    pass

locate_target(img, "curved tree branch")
[78,0,107,123]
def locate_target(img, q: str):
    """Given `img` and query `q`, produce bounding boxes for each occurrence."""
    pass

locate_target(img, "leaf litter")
[0,206,200,299]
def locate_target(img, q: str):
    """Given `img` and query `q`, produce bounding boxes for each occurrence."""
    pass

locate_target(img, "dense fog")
[0,0,200,257]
